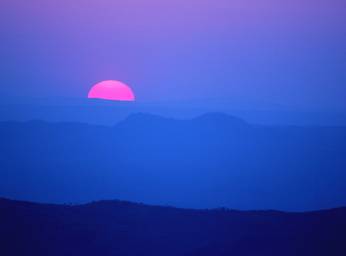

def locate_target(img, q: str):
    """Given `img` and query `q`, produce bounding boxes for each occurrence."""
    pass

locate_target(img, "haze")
[0,0,345,112]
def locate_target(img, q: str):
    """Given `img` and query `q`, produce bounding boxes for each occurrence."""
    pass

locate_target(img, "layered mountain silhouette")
[0,113,346,210]
[2,102,346,126]
[0,198,345,256]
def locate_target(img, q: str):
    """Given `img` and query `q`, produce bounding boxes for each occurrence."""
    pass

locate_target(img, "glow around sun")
[88,80,135,101]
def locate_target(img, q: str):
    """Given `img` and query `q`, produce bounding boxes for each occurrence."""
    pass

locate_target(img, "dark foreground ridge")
[1,198,345,256]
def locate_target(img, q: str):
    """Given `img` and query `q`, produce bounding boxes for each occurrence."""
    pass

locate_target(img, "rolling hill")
[0,113,346,210]
[0,198,345,256]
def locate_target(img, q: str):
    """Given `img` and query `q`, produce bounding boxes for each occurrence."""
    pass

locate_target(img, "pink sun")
[88,80,135,101]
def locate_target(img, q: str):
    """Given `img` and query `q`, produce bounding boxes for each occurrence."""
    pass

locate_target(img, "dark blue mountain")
[1,198,345,256]
[0,113,346,210]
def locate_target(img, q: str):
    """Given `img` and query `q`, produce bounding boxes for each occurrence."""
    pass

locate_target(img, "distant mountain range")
[2,101,346,126]
[1,198,345,256]
[0,113,346,210]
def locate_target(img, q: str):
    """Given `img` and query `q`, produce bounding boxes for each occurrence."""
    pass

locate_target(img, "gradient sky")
[0,0,345,110]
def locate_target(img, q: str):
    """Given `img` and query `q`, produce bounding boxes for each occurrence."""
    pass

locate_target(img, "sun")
[88,80,135,101]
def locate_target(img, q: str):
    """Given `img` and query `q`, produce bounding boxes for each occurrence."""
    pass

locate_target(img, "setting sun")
[88,80,135,101]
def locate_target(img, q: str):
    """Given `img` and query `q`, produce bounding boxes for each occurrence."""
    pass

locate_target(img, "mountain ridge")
[1,198,346,256]
[2,197,346,214]
[1,112,346,211]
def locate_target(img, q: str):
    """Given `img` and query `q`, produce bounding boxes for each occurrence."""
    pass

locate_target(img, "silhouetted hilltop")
[0,113,346,210]
[116,112,249,137]
[117,112,178,129]
[192,112,248,126]
[121,112,248,126]
[0,198,345,256]
[2,102,346,126]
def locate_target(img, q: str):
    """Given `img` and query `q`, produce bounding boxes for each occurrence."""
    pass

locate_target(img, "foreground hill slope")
[0,198,345,256]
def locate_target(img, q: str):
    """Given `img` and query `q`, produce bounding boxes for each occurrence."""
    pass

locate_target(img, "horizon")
[2,99,346,126]
[2,196,346,213]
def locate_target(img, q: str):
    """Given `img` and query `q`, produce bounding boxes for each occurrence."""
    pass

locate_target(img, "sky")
[1,0,345,111]
[0,0,346,211]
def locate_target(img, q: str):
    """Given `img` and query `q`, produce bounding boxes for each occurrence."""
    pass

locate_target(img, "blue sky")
[0,0,345,111]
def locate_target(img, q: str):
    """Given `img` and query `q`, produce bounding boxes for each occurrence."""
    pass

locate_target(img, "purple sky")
[1,0,345,110]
